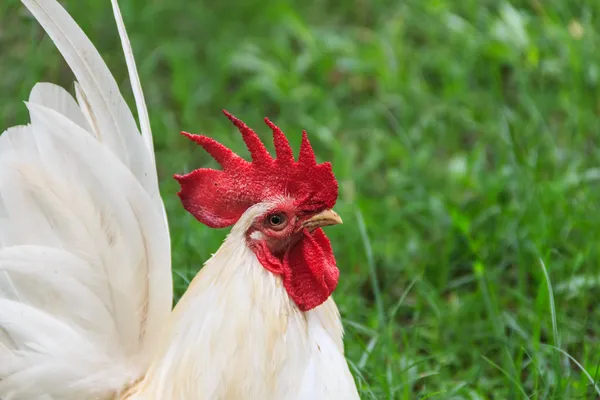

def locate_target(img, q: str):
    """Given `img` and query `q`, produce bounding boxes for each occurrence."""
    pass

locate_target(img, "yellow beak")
[302,209,343,231]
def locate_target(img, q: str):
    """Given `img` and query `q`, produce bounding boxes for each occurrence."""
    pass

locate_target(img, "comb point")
[265,117,294,163]
[223,110,271,163]
[298,130,317,166]
[181,131,243,169]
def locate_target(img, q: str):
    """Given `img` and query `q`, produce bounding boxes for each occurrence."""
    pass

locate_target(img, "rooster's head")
[174,110,341,311]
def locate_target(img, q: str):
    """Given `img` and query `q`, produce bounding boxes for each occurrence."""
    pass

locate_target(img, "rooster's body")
[0,1,359,399]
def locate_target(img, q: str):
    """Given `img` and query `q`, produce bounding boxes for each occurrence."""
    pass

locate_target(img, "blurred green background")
[3,0,600,398]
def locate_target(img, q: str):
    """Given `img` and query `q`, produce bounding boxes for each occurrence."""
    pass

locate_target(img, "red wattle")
[253,241,284,275]
[281,228,339,312]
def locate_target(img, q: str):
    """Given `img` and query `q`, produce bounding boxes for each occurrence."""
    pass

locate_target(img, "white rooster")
[0,0,360,399]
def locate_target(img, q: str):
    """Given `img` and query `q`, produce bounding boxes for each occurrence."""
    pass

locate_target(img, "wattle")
[282,228,340,311]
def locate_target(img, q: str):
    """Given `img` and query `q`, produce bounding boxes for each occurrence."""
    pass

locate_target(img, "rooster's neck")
[128,205,357,399]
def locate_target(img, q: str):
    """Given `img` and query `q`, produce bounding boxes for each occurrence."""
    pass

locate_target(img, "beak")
[302,209,343,231]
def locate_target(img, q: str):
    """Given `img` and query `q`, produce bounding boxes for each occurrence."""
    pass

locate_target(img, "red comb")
[174,110,338,228]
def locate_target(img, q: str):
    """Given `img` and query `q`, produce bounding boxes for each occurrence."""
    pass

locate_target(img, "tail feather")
[0,299,132,399]
[29,82,93,133]
[110,0,154,157]
[20,0,162,212]
[0,1,172,398]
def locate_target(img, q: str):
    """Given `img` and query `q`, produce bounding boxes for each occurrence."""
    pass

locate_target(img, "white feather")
[20,0,162,214]
[0,103,171,399]
[74,81,100,139]
[0,0,172,398]
[110,0,154,159]
[28,82,92,133]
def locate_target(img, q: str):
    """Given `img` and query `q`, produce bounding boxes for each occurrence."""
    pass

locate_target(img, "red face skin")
[246,201,340,312]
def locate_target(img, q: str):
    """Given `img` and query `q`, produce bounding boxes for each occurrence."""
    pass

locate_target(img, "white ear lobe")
[250,231,265,240]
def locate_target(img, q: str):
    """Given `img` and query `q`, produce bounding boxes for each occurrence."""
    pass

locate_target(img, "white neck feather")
[126,204,358,399]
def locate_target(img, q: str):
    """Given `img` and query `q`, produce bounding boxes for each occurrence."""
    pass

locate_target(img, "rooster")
[0,0,359,399]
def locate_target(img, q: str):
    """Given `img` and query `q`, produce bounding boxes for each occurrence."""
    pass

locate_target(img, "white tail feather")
[29,82,93,134]
[0,1,172,398]
[110,0,154,159]
[74,81,101,139]
[20,0,162,213]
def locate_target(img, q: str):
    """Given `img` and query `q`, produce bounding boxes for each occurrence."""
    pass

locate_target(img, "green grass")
[3,0,600,398]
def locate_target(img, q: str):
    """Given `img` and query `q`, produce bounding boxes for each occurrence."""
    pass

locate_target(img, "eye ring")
[266,213,288,230]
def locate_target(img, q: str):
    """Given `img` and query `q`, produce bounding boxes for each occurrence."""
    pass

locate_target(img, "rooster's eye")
[266,213,287,230]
